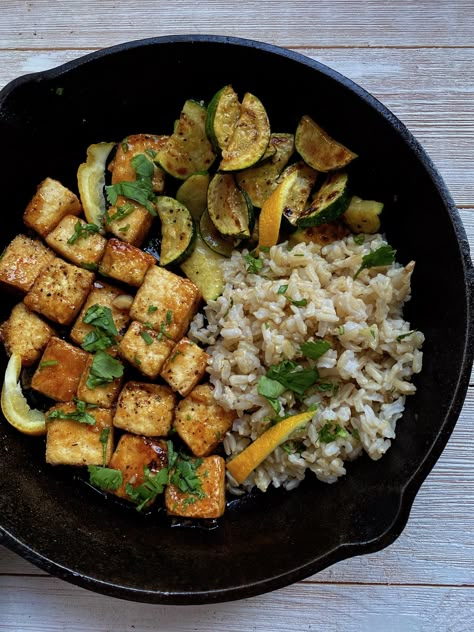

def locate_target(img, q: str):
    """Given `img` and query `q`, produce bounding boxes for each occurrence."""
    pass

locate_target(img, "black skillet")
[0,35,472,604]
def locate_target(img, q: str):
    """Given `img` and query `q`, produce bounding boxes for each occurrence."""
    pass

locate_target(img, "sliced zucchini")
[288,222,350,248]
[280,161,319,226]
[199,208,237,257]
[176,172,210,221]
[295,115,357,172]
[296,172,350,227]
[206,85,240,152]
[155,100,216,180]
[155,196,196,266]
[343,195,383,234]
[219,93,271,172]
[236,132,295,208]
[180,234,225,302]
[77,141,116,233]
[207,173,253,238]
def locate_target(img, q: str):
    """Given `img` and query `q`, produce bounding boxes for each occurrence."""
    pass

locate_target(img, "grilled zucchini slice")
[180,234,225,302]
[280,161,319,226]
[199,209,237,257]
[288,222,350,247]
[343,195,383,234]
[155,100,216,180]
[236,133,295,208]
[176,172,210,221]
[296,172,350,227]
[155,196,196,266]
[296,115,357,172]
[219,93,271,172]
[206,85,241,152]
[207,173,253,238]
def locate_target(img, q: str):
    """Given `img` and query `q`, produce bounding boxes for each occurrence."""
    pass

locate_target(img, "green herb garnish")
[353,234,365,246]
[266,359,319,397]
[107,202,135,222]
[354,244,396,279]
[81,262,98,271]
[86,351,124,389]
[99,427,111,467]
[131,153,155,179]
[318,423,349,443]
[140,330,154,346]
[83,305,118,337]
[126,466,169,512]
[39,359,59,370]
[88,465,123,491]
[48,399,96,425]
[244,252,263,274]
[300,340,331,361]
[106,180,157,216]
[277,284,288,295]
[67,220,100,245]
[170,454,206,499]
[288,297,308,307]
[396,330,417,342]
[148,305,158,313]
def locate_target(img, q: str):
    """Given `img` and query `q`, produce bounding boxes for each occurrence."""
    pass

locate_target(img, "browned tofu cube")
[106,134,168,246]
[108,433,168,506]
[130,266,201,341]
[31,337,89,402]
[0,234,55,294]
[76,353,124,406]
[70,280,132,346]
[165,455,226,519]
[174,384,235,457]
[98,238,156,287]
[0,302,56,366]
[118,320,174,379]
[45,214,107,267]
[45,403,114,466]
[113,381,176,437]
[23,177,82,238]
[24,258,94,326]
[160,337,209,396]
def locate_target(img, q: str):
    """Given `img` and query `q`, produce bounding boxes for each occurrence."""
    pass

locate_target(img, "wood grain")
[1,0,473,48]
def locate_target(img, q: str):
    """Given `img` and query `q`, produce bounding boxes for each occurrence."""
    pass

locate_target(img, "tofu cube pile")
[0,173,235,519]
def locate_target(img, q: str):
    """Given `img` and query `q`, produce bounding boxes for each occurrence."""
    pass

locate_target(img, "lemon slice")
[1,353,46,436]
[258,169,298,250]
[77,141,115,232]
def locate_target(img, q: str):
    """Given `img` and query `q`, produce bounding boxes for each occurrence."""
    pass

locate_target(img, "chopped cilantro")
[83,305,118,337]
[145,148,157,159]
[106,180,157,216]
[126,467,169,512]
[88,465,123,491]
[277,284,288,295]
[397,330,417,342]
[170,454,206,499]
[86,351,124,389]
[81,262,98,271]
[266,359,319,397]
[67,220,100,245]
[131,153,155,179]
[121,138,129,152]
[48,399,96,425]
[99,427,110,467]
[244,252,263,274]
[288,297,307,307]
[300,340,331,361]
[140,330,154,346]
[354,244,396,279]
[118,224,130,234]
[318,423,349,443]
[353,234,365,245]
[39,360,58,370]
[338,325,345,335]
[107,202,135,222]
[148,305,158,313]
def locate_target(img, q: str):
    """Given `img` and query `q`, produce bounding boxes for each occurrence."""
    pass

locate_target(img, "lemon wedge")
[226,409,315,484]
[77,141,115,232]
[258,169,298,250]
[1,353,46,436]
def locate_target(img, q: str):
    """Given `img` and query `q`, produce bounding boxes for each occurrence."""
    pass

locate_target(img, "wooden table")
[1,2,473,630]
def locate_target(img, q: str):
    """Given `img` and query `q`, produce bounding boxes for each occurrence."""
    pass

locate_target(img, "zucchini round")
[155,196,196,266]
[205,85,240,152]
[280,161,319,226]
[180,234,225,302]
[295,115,357,172]
[296,172,351,227]
[219,93,271,172]
[207,173,253,238]
[176,172,210,221]
[199,208,237,257]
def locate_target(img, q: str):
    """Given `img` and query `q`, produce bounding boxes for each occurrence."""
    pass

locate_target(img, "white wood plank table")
[0,2,473,630]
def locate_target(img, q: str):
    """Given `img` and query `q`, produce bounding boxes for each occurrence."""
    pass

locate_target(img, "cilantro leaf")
[48,400,96,425]
[39,360,58,370]
[126,466,169,512]
[244,252,263,274]
[99,427,110,467]
[170,453,206,499]
[318,423,349,443]
[86,351,124,389]
[81,329,116,352]
[83,305,118,337]
[131,153,155,179]
[300,340,331,361]
[266,359,319,396]
[88,465,123,491]
[354,244,396,279]
[107,202,135,223]
[396,330,417,342]
[67,220,100,245]
[288,297,307,307]
[140,330,154,345]
[106,180,157,216]
[257,375,286,414]
[277,284,288,295]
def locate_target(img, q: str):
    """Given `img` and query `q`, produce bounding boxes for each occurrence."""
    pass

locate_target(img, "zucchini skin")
[295,115,357,172]
[207,173,253,238]
[156,196,196,266]
[180,234,225,302]
[296,172,351,227]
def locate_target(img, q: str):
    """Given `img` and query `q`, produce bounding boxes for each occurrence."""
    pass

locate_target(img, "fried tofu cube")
[118,320,174,379]
[23,177,82,238]
[0,302,56,366]
[108,433,168,505]
[174,384,235,457]
[24,258,94,326]
[160,337,209,396]
[0,234,55,294]
[130,266,201,341]
[45,403,114,466]
[76,353,124,407]
[98,238,156,287]
[165,455,226,519]
[45,214,107,267]
[70,280,132,346]
[106,134,168,246]
[31,337,89,402]
[113,381,176,437]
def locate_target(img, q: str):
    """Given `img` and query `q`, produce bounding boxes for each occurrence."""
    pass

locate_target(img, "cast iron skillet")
[0,35,472,605]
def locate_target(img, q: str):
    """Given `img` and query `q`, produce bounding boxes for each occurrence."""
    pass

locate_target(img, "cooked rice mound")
[189,234,424,494]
